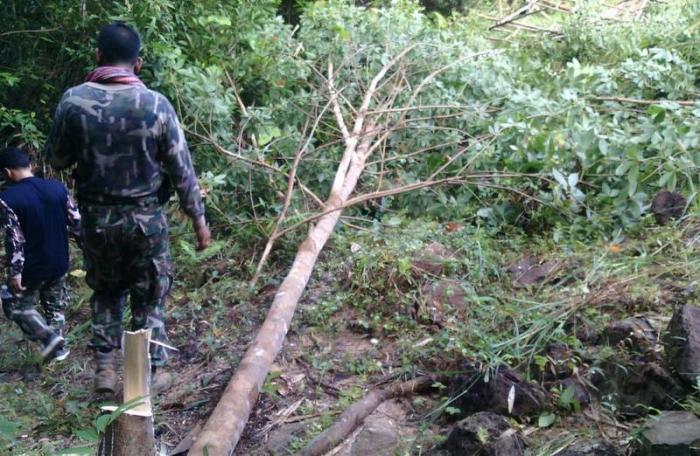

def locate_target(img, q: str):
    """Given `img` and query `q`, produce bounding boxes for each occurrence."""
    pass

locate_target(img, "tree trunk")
[189,141,373,456]
[98,414,156,456]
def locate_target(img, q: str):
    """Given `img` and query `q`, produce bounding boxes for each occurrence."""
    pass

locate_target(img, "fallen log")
[296,376,436,456]
[189,45,489,455]
[187,47,414,455]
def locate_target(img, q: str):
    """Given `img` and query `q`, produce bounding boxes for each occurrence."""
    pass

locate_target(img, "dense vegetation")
[1,0,699,454]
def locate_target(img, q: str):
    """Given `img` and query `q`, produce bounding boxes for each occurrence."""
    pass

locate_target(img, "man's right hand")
[194,216,211,251]
[10,275,26,294]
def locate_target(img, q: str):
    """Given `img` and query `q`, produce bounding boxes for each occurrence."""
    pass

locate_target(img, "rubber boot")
[94,350,117,394]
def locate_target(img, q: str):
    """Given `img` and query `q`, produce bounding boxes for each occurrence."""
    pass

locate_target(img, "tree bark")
[98,413,156,456]
[297,376,436,456]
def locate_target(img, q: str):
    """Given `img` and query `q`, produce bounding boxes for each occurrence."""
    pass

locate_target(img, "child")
[0,147,81,362]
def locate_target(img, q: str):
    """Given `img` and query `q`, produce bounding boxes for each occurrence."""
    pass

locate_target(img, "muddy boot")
[94,350,117,394]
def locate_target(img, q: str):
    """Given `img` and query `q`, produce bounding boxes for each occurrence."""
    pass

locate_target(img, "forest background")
[1,0,700,454]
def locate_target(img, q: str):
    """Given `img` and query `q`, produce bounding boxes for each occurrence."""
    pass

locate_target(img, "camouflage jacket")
[44,82,205,220]
[0,194,81,278]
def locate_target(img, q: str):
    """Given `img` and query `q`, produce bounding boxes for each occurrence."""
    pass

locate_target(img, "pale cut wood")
[98,329,156,456]
[123,328,152,415]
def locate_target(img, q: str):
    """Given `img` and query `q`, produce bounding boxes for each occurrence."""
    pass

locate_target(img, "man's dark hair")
[97,22,141,64]
[0,147,30,170]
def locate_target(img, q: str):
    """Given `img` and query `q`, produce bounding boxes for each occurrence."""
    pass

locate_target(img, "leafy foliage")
[2,0,699,237]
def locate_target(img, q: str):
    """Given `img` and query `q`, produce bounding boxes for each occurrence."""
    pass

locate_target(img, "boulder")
[452,367,547,418]
[636,411,700,455]
[558,439,622,456]
[443,412,524,456]
[594,361,684,415]
[664,305,700,385]
[602,316,657,353]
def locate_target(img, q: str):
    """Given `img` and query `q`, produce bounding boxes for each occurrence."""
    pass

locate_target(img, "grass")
[0,209,698,454]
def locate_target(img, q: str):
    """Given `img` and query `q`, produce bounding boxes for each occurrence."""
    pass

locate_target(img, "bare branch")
[328,62,351,142]
[250,100,333,286]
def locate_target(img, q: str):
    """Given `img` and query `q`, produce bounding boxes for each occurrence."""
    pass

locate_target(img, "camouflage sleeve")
[0,199,25,278]
[45,91,77,170]
[65,192,82,247]
[157,95,205,220]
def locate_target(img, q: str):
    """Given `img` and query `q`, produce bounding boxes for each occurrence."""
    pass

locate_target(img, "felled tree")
[189,13,502,452]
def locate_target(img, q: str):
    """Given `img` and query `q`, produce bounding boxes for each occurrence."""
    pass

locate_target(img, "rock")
[348,418,399,456]
[637,411,700,455]
[532,343,577,381]
[553,377,591,409]
[452,367,547,418]
[443,412,524,456]
[595,361,684,415]
[565,316,600,345]
[602,316,657,353]
[264,422,309,455]
[508,255,561,288]
[664,305,700,385]
[152,371,174,394]
[651,191,686,226]
[412,242,455,276]
[418,279,470,324]
[345,400,410,456]
[558,439,622,456]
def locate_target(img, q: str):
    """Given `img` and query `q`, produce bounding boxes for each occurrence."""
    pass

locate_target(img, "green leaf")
[94,414,113,434]
[615,161,631,176]
[0,417,20,442]
[627,165,639,198]
[75,428,99,442]
[552,168,567,188]
[558,385,577,410]
[567,173,579,188]
[538,412,556,428]
[445,406,461,415]
[258,125,282,146]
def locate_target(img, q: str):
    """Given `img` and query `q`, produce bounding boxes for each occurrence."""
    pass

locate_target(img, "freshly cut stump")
[98,329,157,456]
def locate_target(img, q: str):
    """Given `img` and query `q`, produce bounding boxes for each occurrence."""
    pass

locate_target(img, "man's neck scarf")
[85,66,144,86]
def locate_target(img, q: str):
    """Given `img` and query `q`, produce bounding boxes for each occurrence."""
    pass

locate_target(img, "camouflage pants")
[81,202,173,366]
[1,276,67,344]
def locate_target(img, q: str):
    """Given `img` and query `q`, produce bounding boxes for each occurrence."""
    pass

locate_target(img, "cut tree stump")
[98,329,157,456]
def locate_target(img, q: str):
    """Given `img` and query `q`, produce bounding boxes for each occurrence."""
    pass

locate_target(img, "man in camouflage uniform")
[0,147,81,362]
[45,22,210,393]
